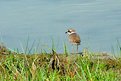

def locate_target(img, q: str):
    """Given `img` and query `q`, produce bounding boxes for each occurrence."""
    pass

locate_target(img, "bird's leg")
[76,45,78,54]
[72,44,74,54]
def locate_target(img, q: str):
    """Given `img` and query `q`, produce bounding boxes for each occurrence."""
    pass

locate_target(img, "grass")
[0,44,121,81]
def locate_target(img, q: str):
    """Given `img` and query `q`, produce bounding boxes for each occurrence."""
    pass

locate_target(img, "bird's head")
[65,29,76,35]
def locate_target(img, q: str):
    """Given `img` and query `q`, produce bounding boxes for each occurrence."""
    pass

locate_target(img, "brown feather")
[68,33,81,45]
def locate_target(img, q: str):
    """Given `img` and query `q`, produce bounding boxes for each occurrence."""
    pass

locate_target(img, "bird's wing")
[69,33,81,45]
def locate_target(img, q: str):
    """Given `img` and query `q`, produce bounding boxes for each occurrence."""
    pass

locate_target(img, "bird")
[65,28,81,53]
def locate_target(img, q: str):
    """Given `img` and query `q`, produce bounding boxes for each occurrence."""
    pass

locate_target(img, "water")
[0,0,121,54]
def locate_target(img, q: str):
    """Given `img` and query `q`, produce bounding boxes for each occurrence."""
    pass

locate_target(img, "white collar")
[68,32,76,35]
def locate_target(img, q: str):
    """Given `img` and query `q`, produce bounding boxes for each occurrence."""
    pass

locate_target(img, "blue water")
[0,0,121,54]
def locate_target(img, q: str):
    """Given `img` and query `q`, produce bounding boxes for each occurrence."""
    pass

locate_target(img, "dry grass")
[0,44,121,81]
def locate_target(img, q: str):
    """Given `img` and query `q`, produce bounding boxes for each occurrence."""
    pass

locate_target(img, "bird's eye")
[68,30,71,32]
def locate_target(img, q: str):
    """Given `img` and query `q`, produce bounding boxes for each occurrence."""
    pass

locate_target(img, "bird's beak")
[65,32,67,34]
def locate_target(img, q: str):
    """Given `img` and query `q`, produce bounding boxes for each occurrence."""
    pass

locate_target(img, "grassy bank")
[0,44,121,81]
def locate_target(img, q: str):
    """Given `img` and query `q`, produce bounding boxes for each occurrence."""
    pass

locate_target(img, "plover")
[65,28,81,53]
